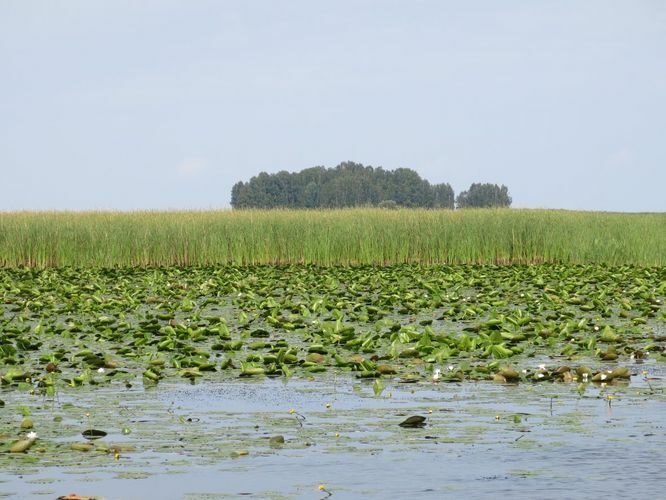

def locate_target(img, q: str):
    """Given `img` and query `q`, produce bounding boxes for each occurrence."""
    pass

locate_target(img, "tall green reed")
[0,209,663,267]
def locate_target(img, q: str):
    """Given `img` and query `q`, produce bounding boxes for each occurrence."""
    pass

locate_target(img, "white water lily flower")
[538,364,546,371]
[447,365,455,372]
[522,369,527,374]
[536,373,545,379]
[97,367,105,374]
[26,431,38,440]
[582,373,589,381]
[600,373,607,380]
[594,326,599,331]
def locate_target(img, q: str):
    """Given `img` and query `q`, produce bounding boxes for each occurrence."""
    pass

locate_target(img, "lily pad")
[269,435,285,447]
[82,429,107,440]
[399,415,427,428]
[10,438,35,453]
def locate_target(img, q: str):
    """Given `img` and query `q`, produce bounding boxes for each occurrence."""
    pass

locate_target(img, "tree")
[456,183,512,208]
[303,181,319,208]
[230,181,246,208]
[386,168,433,207]
[230,162,459,209]
[431,183,455,209]
[378,199,398,209]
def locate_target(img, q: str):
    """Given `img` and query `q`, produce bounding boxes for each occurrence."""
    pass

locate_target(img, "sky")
[1,0,665,212]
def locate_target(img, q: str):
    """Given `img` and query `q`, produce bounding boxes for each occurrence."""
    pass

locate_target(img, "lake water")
[1,366,665,499]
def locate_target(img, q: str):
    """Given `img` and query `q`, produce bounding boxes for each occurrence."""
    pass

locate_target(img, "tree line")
[231,161,511,209]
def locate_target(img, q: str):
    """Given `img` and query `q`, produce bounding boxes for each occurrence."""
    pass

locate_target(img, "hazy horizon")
[2,1,665,213]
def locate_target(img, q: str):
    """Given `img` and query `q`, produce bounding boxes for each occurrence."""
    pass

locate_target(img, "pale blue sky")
[1,1,664,211]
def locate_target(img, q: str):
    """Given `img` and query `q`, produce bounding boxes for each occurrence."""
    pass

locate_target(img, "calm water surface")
[1,367,665,499]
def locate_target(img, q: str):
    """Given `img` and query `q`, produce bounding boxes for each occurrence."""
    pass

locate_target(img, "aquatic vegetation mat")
[0,264,663,390]
[0,264,664,497]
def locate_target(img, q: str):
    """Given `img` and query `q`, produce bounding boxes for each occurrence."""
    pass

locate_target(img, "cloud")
[176,158,207,177]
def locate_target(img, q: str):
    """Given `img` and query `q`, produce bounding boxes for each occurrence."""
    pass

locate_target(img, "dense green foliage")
[231,161,455,209]
[0,264,663,390]
[0,264,663,491]
[0,209,664,267]
[456,183,512,208]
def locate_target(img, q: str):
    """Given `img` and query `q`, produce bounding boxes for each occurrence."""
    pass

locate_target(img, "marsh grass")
[0,208,663,267]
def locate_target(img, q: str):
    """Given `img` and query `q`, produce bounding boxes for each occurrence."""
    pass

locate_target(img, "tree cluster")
[456,183,512,208]
[231,162,454,209]
[231,162,510,209]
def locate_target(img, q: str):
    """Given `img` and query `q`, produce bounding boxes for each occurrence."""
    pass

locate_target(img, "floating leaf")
[372,378,384,397]
[269,435,285,447]
[399,415,427,428]
[71,442,95,452]
[498,367,520,382]
[10,438,35,453]
[82,429,107,440]
[611,366,631,379]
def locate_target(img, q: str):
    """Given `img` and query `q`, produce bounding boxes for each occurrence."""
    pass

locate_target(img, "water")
[1,369,665,499]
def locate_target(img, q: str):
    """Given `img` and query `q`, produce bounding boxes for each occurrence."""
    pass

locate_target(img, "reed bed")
[0,208,663,267]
